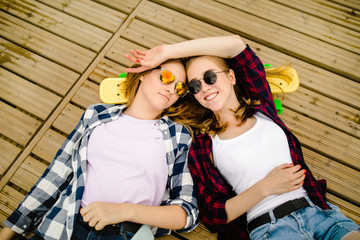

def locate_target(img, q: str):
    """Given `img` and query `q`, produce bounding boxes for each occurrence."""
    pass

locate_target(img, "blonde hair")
[185,55,262,136]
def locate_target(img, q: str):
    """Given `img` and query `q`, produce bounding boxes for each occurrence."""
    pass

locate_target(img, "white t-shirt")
[212,112,307,221]
[81,113,168,207]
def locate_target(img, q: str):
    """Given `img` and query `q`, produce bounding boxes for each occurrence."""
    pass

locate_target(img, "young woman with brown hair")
[0,59,198,240]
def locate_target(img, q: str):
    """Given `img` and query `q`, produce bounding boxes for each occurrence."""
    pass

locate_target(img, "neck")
[124,101,162,120]
[216,108,238,128]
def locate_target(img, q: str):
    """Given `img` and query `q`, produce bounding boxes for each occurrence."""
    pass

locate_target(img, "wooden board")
[37,0,127,32]
[282,108,360,170]
[0,12,96,73]
[0,139,21,176]
[272,0,360,32]
[31,129,67,163]
[71,80,102,109]
[0,38,79,96]
[0,0,112,52]
[0,101,41,146]
[0,68,61,120]
[52,103,84,136]
[10,156,48,192]
[217,0,360,53]
[153,0,360,82]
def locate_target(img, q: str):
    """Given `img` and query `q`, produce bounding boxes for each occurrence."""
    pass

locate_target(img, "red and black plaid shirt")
[188,45,329,240]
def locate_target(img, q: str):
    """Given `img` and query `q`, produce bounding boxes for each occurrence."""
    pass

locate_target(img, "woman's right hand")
[0,226,17,240]
[125,45,169,73]
[262,163,306,197]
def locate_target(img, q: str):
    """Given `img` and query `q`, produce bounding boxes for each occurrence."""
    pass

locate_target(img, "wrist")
[257,179,270,198]
[123,203,137,222]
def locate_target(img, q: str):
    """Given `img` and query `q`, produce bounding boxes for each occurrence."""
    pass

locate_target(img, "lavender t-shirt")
[81,114,168,207]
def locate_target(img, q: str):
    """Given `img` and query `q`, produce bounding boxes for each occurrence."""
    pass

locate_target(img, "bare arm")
[0,226,17,240]
[125,35,246,72]
[225,163,305,223]
[80,202,187,231]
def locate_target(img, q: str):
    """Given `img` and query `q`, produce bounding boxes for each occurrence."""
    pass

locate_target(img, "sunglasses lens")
[188,80,201,94]
[175,82,187,97]
[204,70,217,84]
[160,69,175,84]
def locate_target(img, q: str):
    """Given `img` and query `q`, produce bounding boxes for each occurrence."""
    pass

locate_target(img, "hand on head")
[125,45,168,73]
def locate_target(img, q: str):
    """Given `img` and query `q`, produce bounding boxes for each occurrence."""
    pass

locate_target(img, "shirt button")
[23,225,27,228]
[165,132,168,134]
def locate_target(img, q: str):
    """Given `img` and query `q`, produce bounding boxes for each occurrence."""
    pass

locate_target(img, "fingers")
[80,204,106,231]
[126,66,150,73]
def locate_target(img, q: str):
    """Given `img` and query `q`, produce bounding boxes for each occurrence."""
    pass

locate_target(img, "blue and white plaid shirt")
[5,104,198,239]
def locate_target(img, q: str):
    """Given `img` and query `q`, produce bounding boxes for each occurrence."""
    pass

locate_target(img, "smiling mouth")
[205,92,218,101]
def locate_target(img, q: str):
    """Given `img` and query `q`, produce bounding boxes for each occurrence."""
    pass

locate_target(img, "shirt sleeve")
[4,109,89,235]
[188,136,236,233]
[164,125,199,233]
[226,45,277,117]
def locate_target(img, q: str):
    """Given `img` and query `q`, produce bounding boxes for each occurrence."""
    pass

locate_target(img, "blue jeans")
[29,215,136,240]
[70,215,136,240]
[249,197,359,240]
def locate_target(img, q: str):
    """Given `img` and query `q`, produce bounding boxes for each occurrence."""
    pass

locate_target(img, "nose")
[200,80,211,92]
[165,84,175,95]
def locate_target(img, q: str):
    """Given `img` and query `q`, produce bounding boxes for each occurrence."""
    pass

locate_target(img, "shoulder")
[83,103,125,118]
[163,117,192,146]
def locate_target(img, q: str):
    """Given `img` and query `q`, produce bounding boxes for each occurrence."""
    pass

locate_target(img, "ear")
[139,74,145,82]
[228,69,236,85]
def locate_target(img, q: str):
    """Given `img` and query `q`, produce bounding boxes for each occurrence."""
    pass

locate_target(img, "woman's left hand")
[80,202,132,230]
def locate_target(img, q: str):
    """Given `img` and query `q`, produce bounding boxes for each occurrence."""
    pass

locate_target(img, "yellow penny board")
[99,77,128,104]
[99,67,299,104]
[266,67,299,94]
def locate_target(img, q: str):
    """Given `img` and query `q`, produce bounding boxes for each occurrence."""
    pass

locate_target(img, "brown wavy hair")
[124,59,197,136]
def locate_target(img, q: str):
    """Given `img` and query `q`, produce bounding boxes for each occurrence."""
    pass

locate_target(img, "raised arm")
[125,35,246,72]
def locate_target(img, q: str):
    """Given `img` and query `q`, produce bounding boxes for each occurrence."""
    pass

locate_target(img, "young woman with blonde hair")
[126,35,359,240]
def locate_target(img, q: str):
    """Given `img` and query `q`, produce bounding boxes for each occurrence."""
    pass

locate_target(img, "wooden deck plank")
[10,156,48,192]
[122,19,185,48]
[272,0,360,32]
[0,68,61,120]
[281,87,359,138]
[71,80,101,109]
[327,193,360,225]
[93,0,142,14]
[1,0,112,52]
[88,58,127,84]
[0,1,359,238]
[0,139,21,176]
[282,108,360,170]
[31,129,66,163]
[329,0,360,11]
[304,148,360,205]
[52,103,84,135]
[0,101,42,146]
[0,12,96,73]
[217,0,360,53]
[0,38,79,96]
[177,223,217,239]
[137,1,360,109]
[153,0,360,82]
[250,45,360,111]
[105,38,147,67]
[138,1,228,38]
[37,0,127,33]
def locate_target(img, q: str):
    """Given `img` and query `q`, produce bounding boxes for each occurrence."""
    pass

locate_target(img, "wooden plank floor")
[0,0,359,239]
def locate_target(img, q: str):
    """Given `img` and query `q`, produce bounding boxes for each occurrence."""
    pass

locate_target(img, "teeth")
[205,93,217,100]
